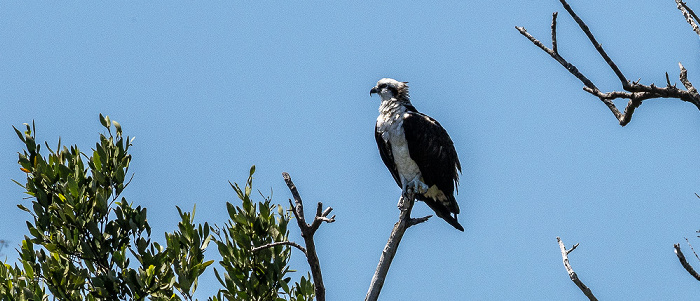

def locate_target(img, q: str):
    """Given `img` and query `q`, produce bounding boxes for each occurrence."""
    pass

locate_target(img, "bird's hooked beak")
[370,86,378,96]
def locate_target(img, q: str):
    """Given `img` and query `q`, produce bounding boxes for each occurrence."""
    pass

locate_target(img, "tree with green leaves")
[1,115,318,300]
[210,167,314,301]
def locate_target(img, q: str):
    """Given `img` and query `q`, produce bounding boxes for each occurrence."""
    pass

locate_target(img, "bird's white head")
[370,78,409,102]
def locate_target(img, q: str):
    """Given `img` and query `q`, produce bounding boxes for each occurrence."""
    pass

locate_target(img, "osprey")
[370,78,464,231]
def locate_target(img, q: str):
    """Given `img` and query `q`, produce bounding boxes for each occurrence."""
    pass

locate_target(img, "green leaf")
[17,204,31,213]
[13,125,26,142]
[112,120,122,135]
[22,260,34,279]
[99,113,108,128]
[93,150,102,171]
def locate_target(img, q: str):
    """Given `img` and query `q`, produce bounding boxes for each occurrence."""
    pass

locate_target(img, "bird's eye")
[378,84,387,89]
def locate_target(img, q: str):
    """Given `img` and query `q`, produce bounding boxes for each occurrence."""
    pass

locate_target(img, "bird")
[370,78,464,231]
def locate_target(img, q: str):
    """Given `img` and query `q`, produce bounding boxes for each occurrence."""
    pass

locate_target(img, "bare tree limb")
[677,0,700,37]
[365,191,432,301]
[558,0,628,87]
[557,237,598,301]
[252,241,307,256]
[516,0,700,126]
[686,237,700,263]
[283,172,335,301]
[551,12,559,54]
[674,242,700,281]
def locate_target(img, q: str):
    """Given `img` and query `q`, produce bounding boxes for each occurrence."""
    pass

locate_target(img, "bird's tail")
[420,197,464,231]
[441,213,465,232]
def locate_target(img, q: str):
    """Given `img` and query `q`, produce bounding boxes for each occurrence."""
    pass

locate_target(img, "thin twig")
[685,238,700,263]
[674,243,700,281]
[551,12,559,54]
[252,241,307,256]
[558,0,628,87]
[557,237,598,301]
[514,26,599,90]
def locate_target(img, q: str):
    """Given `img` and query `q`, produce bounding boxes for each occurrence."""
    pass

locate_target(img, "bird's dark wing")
[375,125,401,188]
[402,111,462,215]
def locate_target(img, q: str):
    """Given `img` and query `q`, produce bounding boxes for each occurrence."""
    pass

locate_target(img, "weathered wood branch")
[283,172,335,301]
[516,0,700,126]
[674,240,700,281]
[365,192,432,301]
[557,237,598,301]
[677,0,700,37]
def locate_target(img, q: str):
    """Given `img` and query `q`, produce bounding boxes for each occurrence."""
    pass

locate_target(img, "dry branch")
[677,0,700,36]
[365,192,431,301]
[283,172,335,301]
[557,237,598,301]
[674,242,700,281]
[516,0,700,126]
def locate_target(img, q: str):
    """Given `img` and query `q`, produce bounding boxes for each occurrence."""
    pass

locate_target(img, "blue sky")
[2,1,700,299]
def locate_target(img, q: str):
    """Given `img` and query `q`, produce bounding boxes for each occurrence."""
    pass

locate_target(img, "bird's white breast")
[377,101,421,187]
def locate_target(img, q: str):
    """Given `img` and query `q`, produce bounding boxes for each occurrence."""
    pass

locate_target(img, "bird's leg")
[406,176,429,195]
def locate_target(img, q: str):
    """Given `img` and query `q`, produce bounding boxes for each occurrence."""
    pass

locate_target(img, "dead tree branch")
[677,0,700,37]
[674,241,700,281]
[283,172,335,301]
[365,192,432,301]
[557,237,598,301]
[516,0,700,126]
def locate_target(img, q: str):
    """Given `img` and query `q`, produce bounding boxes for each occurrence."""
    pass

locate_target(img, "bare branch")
[514,26,598,91]
[284,172,306,222]
[677,0,700,37]
[674,243,700,281]
[252,241,307,256]
[558,0,628,87]
[407,215,432,227]
[365,191,430,301]
[282,172,334,301]
[321,206,333,218]
[557,237,598,301]
[310,202,335,233]
[517,0,700,126]
[685,237,700,263]
[551,12,559,54]
[315,216,336,224]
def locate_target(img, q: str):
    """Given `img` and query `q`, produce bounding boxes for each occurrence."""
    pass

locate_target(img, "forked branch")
[283,172,335,301]
[557,237,598,301]
[516,0,700,126]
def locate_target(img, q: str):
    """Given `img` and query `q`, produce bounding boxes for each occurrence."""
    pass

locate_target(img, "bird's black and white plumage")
[370,78,464,231]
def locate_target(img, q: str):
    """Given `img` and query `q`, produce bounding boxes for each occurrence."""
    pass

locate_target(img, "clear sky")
[2,1,700,300]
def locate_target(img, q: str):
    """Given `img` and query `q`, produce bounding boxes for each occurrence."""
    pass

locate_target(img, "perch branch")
[674,242,700,281]
[283,172,335,301]
[252,241,307,256]
[516,0,700,126]
[365,191,432,301]
[557,237,598,301]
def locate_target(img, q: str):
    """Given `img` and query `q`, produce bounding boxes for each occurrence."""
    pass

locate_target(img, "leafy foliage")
[2,115,315,301]
[2,115,212,300]
[211,166,314,301]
